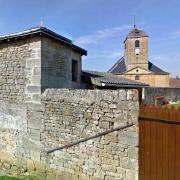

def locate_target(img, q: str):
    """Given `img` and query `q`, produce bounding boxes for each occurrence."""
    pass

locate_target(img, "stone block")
[28,112,42,130]
[30,150,40,161]
[118,133,138,146]
[126,169,138,180]
[117,167,126,176]
[26,59,35,68]
[109,103,117,109]
[26,85,41,94]
[28,103,45,112]
[30,76,41,85]
[26,159,35,172]
[128,147,138,159]
[102,165,116,173]
[121,157,138,170]
[33,67,41,76]
[29,129,40,142]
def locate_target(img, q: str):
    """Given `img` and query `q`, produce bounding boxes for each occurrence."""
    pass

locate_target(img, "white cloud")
[74,25,131,46]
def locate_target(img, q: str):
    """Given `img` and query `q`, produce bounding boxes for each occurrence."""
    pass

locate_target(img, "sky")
[0,0,179,77]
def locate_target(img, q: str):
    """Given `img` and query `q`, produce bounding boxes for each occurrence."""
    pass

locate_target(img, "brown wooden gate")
[139,105,180,180]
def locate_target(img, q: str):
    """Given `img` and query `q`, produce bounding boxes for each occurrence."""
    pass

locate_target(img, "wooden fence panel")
[139,105,180,180]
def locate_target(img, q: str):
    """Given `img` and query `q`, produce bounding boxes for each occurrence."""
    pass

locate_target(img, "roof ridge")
[0,26,40,38]
[0,26,87,56]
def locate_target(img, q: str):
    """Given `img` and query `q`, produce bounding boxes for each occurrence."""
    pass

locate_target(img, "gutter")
[101,83,149,88]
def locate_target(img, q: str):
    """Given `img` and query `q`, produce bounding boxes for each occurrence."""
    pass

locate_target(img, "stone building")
[108,27,170,87]
[0,26,144,180]
[0,26,150,102]
[0,25,87,101]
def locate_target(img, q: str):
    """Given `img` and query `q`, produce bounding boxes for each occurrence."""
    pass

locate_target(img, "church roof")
[82,70,149,87]
[108,57,126,74]
[125,28,148,41]
[108,57,169,75]
[0,26,87,55]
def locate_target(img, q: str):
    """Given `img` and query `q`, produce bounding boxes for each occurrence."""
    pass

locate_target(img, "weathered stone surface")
[0,89,139,179]
[0,36,84,103]
[0,37,41,102]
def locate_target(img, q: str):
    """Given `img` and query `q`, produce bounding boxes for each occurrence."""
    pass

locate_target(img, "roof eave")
[72,44,87,56]
[0,27,87,56]
[99,82,149,88]
[91,79,149,88]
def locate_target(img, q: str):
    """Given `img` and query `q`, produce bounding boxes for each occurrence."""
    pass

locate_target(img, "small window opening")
[135,40,140,48]
[135,75,140,80]
[72,60,78,82]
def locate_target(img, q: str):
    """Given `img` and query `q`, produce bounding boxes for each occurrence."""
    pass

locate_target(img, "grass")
[0,176,43,180]
[163,101,180,108]
[0,177,21,180]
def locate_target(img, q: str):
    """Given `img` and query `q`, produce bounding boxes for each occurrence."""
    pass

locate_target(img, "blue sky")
[0,0,180,77]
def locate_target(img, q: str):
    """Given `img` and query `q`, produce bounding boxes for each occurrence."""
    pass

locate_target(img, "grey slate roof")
[82,70,149,87]
[108,57,169,75]
[148,61,169,74]
[0,26,87,55]
[126,28,148,39]
[108,57,126,74]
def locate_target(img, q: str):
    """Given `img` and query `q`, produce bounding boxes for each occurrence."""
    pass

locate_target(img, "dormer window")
[135,40,140,48]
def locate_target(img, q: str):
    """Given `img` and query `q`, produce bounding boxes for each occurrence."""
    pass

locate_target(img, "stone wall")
[0,36,83,103]
[41,37,82,91]
[0,89,139,180]
[143,87,180,104]
[0,37,41,102]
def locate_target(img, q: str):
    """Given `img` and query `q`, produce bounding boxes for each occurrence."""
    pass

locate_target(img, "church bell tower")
[124,27,149,71]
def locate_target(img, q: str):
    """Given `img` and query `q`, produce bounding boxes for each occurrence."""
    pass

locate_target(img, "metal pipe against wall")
[47,122,134,154]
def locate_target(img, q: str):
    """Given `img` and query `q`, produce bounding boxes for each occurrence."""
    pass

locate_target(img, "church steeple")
[124,28,149,71]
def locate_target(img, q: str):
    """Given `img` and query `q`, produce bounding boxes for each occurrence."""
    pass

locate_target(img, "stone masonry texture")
[0,35,83,103]
[0,89,139,180]
[0,37,41,101]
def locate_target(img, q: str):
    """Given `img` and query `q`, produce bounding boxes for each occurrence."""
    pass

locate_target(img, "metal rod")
[47,123,134,154]
[139,117,180,125]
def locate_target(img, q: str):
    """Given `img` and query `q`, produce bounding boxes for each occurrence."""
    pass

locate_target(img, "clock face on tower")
[135,48,140,55]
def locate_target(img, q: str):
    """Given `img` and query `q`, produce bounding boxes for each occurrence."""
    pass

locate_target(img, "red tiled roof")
[170,78,180,87]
